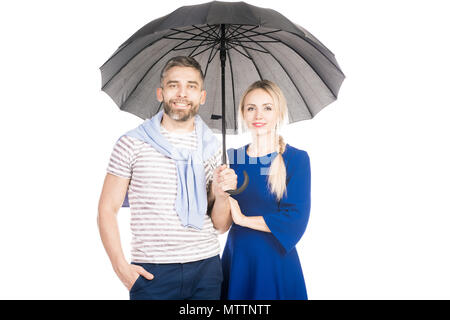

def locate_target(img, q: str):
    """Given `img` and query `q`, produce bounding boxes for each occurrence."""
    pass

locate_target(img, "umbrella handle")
[225,170,249,195]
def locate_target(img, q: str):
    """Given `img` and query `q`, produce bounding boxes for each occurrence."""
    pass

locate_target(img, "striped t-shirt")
[106,126,222,263]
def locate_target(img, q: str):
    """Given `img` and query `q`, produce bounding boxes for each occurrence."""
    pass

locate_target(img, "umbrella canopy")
[100,1,345,135]
[100,1,345,194]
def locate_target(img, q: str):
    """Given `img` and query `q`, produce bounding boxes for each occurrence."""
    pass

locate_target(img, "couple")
[98,56,311,300]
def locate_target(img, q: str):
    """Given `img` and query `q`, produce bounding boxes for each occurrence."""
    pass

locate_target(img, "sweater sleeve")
[263,150,311,254]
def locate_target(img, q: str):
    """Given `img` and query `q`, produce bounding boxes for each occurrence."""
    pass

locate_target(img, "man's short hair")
[160,56,205,87]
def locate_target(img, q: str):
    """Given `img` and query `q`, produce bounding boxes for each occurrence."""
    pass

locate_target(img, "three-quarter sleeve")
[263,150,311,254]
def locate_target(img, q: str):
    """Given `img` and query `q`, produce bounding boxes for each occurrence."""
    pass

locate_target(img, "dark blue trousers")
[129,255,223,300]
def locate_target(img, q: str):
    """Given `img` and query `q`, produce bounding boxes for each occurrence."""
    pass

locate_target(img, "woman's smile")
[252,122,266,128]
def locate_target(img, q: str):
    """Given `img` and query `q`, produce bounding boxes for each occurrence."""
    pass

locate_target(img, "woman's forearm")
[239,215,271,232]
[228,197,271,233]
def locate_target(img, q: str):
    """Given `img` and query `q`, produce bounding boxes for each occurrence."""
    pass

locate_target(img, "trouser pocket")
[129,263,156,294]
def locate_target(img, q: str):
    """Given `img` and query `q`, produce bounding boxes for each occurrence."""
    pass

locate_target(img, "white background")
[1,0,449,299]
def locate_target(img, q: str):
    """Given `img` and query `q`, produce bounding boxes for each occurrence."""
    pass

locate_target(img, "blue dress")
[221,144,311,300]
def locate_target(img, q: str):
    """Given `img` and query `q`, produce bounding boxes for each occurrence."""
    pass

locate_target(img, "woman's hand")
[228,197,247,226]
[228,197,271,233]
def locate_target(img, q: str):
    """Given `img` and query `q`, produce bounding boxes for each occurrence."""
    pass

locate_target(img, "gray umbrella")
[100,1,345,194]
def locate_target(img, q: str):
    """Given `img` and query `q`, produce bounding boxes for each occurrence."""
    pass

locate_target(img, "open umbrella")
[100,1,345,194]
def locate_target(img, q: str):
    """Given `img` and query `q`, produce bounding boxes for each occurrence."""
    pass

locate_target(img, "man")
[98,56,236,300]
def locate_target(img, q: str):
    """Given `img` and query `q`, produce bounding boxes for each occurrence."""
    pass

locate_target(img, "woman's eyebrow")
[245,103,273,107]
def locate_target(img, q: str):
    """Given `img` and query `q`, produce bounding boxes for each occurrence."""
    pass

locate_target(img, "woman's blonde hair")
[239,80,288,201]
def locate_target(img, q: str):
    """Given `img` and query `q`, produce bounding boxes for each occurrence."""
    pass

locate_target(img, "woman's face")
[242,88,279,137]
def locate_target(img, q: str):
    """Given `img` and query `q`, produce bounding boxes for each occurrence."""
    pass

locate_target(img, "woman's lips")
[252,122,266,127]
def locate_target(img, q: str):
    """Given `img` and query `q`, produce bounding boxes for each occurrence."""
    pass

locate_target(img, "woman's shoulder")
[284,144,309,161]
[283,144,310,175]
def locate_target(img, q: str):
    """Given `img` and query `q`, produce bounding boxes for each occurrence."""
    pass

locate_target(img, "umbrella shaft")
[220,24,227,165]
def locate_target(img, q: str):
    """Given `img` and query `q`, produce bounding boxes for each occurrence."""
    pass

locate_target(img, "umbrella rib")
[227,44,252,60]
[244,30,338,99]
[231,28,281,41]
[190,41,220,58]
[168,25,218,41]
[163,36,214,41]
[165,25,210,37]
[173,40,217,52]
[156,101,163,114]
[206,24,221,39]
[168,25,219,54]
[226,25,248,39]
[228,25,260,40]
[169,33,214,51]
[208,45,220,64]
[228,41,270,54]
[189,36,214,57]
[102,27,214,90]
[237,42,263,80]
[120,36,209,108]
[101,34,167,90]
[239,37,313,118]
[226,49,238,132]
[192,25,220,41]
[203,43,219,78]
[290,32,345,77]
[229,39,279,43]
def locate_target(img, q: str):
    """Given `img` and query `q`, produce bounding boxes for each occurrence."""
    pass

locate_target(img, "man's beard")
[163,99,200,122]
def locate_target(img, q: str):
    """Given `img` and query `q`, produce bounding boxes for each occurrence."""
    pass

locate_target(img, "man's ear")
[156,87,163,102]
[200,89,207,105]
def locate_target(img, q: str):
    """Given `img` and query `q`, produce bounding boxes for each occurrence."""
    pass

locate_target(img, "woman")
[221,80,311,300]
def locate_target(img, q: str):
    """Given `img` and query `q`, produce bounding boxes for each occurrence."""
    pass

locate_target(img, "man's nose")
[176,86,187,97]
